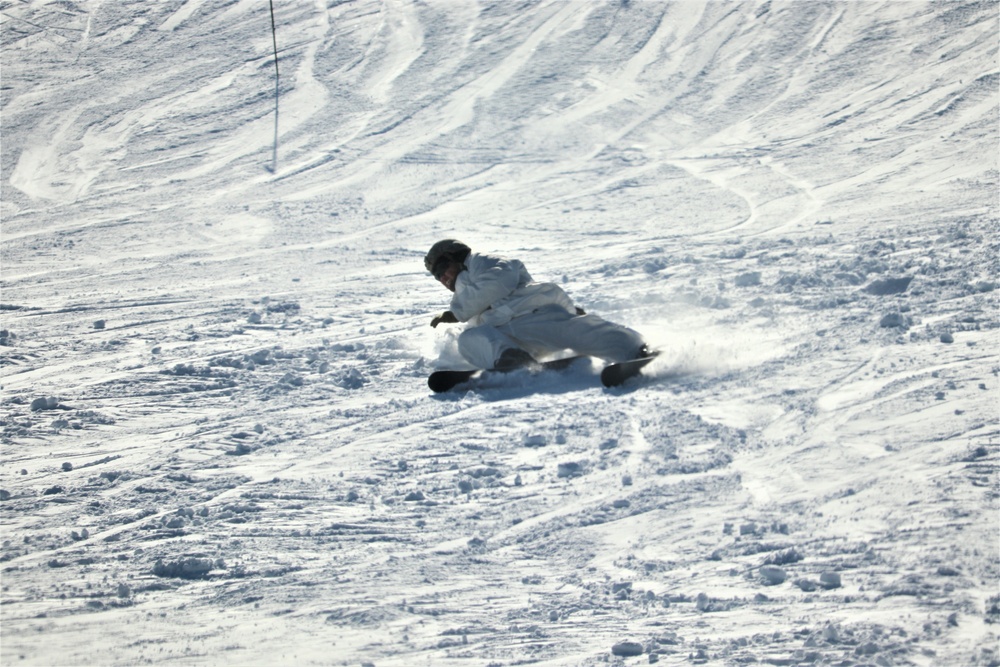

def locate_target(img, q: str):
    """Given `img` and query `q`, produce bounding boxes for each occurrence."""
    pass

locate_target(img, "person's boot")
[493,348,536,372]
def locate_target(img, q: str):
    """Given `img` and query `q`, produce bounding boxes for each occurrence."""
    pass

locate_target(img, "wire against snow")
[268,0,279,173]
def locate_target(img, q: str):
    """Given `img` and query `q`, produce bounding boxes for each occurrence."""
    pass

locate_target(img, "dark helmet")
[424,239,471,273]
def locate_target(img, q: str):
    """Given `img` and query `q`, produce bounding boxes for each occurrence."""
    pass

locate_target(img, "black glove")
[431,311,459,328]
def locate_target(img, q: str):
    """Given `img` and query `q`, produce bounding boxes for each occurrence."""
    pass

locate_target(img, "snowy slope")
[1,1,998,665]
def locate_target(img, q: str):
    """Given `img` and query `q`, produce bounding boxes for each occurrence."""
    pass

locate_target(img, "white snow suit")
[448,252,645,370]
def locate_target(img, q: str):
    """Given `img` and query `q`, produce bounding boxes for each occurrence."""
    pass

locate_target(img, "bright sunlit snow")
[1,1,998,666]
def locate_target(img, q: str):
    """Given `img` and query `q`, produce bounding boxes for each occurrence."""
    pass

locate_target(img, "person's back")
[455,252,575,327]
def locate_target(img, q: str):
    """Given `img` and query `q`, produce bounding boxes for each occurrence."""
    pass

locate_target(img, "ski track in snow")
[1,1,998,666]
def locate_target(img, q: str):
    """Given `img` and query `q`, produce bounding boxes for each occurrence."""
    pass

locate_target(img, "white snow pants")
[457,305,644,370]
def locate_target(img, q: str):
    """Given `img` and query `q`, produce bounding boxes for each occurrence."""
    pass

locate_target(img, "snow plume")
[668,326,794,378]
[425,326,471,371]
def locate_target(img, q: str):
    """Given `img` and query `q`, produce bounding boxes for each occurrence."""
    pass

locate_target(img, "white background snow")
[1,1,998,665]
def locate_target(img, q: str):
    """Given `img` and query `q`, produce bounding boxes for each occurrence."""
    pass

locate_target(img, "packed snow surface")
[1,1,998,666]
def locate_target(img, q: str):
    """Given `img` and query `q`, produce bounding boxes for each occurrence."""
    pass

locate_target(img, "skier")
[424,239,651,372]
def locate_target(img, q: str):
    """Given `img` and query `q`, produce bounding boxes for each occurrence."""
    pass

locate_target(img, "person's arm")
[450,255,523,321]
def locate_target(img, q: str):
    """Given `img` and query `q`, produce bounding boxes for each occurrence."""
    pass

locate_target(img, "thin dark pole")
[269,0,279,173]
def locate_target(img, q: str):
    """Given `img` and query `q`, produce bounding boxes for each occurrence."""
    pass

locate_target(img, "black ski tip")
[601,354,658,388]
[429,369,477,393]
[428,374,450,393]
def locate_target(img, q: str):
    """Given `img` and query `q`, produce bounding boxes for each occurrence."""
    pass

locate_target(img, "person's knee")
[456,328,481,359]
[457,328,500,369]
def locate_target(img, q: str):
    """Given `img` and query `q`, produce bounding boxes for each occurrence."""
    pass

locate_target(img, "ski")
[600,353,659,388]
[428,355,587,393]
[428,369,477,393]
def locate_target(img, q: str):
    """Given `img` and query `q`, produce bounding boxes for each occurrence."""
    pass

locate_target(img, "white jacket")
[450,252,575,327]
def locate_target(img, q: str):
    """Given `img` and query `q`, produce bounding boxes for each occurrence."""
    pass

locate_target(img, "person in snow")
[424,239,651,371]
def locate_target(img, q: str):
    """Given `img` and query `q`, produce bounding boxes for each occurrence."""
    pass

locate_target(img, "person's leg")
[457,325,531,370]
[502,306,645,363]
